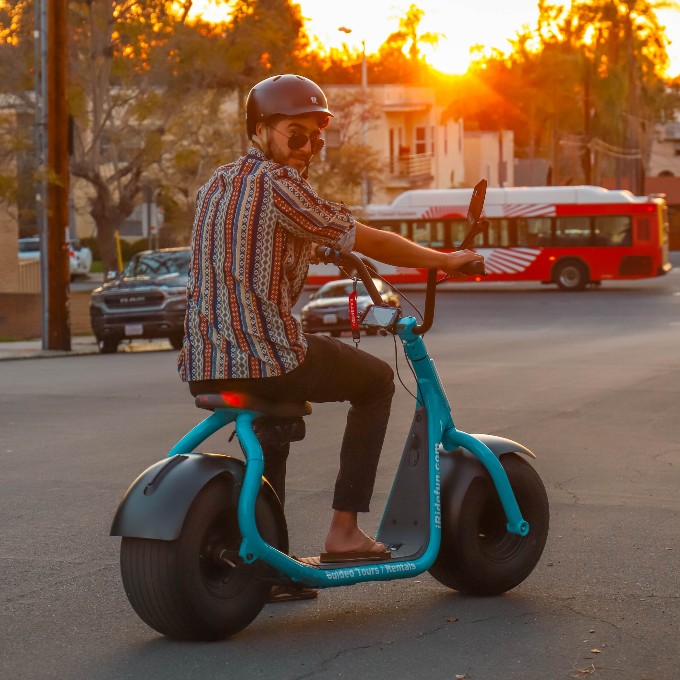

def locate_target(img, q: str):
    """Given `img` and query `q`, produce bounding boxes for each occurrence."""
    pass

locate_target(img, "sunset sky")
[189,0,680,77]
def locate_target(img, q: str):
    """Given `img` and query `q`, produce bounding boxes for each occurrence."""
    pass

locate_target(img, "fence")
[18,260,41,293]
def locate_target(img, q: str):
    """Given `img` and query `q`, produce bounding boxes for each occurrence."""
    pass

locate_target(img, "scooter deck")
[295,554,391,567]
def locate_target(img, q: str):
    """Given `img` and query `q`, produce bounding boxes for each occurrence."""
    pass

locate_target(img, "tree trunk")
[94,214,120,276]
[86,167,141,274]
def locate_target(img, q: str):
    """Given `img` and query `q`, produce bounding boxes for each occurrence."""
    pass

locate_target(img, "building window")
[415,126,426,154]
[325,128,342,149]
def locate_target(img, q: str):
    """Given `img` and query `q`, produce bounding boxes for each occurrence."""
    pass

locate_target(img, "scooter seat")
[194,392,312,419]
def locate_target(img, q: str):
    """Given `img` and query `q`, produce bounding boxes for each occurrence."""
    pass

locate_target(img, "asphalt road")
[2,270,679,680]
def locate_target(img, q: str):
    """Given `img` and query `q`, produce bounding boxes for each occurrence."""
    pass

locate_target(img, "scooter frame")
[163,267,531,590]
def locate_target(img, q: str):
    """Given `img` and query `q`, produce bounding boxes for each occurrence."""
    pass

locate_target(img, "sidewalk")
[0,336,174,361]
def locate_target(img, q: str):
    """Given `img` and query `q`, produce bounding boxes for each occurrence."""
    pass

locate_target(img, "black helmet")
[245,74,333,139]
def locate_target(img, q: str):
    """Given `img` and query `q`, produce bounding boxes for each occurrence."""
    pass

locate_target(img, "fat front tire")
[429,453,549,595]
[120,477,286,641]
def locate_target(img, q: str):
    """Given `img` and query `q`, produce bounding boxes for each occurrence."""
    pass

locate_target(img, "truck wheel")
[120,477,286,640]
[169,333,184,350]
[99,338,118,354]
[429,453,549,595]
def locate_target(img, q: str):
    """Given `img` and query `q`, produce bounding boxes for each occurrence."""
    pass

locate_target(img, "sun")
[182,0,497,75]
[419,36,485,76]
[182,0,680,78]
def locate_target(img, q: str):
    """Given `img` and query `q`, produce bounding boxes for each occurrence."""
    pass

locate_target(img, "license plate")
[124,323,144,337]
[323,313,337,325]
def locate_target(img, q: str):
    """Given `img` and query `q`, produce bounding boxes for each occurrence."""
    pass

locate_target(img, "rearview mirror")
[467,179,487,226]
[457,179,488,251]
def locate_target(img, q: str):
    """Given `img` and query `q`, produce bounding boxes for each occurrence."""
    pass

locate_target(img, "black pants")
[189,334,395,512]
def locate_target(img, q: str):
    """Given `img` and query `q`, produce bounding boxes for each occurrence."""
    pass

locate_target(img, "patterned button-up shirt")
[178,147,356,381]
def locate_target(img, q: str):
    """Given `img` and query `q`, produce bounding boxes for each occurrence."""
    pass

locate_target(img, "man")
[177,74,483,599]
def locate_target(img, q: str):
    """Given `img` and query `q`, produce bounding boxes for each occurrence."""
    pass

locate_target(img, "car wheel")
[169,333,184,350]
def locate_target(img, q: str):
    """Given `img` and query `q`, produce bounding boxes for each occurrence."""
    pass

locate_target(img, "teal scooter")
[111,180,549,641]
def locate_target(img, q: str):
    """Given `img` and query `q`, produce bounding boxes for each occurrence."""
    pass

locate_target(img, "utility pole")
[34,0,48,345]
[583,57,592,185]
[46,0,71,350]
[339,26,369,205]
[360,38,369,205]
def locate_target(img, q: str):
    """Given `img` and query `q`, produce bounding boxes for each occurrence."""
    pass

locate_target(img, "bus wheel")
[554,260,588,291]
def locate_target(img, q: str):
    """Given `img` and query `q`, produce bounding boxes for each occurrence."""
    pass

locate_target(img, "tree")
[0,1,39,234]
[447,0,678,188]
[308,89,383,206]
[372,3,441,85]
[0,0,313,272]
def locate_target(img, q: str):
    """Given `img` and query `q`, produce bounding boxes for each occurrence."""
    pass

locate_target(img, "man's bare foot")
[324,510,387,554]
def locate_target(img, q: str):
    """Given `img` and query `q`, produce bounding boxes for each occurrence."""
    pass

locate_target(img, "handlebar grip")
[459,260,486,276]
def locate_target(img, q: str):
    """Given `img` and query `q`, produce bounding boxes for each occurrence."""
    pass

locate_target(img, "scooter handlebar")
[314,246,484,336]
[314,246,384,305]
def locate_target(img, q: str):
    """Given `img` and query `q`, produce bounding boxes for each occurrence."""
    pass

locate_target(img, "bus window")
[374,221,409,238]
[431,221,446,248]
[411,221,447,247]
[487,219,510,247]
[636,217,652,243]
[555,216,591,246]
[450,219,482,247]
[517,217,552,247]
[413,221,431,245]
[594,216,631,246]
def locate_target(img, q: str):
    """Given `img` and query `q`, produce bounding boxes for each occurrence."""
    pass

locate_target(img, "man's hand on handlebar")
[440,249,485,279]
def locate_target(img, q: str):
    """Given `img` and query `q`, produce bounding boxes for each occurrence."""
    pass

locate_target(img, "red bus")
[307,185,672,290]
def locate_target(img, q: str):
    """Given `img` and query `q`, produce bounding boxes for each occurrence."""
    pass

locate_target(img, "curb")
[0,337,176,361]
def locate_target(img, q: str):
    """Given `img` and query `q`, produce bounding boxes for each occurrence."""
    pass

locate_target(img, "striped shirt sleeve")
[268,166,356,253]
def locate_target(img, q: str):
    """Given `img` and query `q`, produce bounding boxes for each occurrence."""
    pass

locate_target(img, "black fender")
[469,433,536,460]
[438,434,536,533]
[110,453,287,548]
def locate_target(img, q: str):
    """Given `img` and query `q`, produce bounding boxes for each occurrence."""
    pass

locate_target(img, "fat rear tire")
[120,476,286,640]
[429,453,549,595]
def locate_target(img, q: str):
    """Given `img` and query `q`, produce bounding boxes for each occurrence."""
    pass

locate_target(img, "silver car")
[300,278,400,337]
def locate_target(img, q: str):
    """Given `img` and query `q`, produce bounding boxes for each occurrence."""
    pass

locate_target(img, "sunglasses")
[270,126,325,154]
